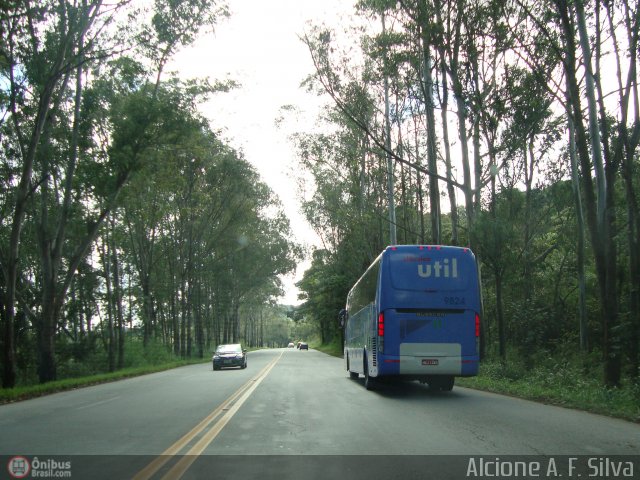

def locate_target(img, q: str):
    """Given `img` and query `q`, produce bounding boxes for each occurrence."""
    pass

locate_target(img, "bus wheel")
[431,376,454,391]
[347,355,359,379]
[442,376,455,391]
[363,354,376,390]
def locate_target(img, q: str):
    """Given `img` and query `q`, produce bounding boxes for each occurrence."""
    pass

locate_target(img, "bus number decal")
[444,296,465,305]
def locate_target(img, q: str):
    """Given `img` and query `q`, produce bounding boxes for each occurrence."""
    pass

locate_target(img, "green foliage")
[312,337,344,358]
[289,316,319,344]
[0,358,205,405]
[141,0,229,65]
[295,0,640,400]
[459,352,640,422]
[296,240,375,345]
[124,338,177,367]
[0,0,300,388]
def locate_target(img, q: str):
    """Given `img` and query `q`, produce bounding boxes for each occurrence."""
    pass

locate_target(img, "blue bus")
[343,245,481,391]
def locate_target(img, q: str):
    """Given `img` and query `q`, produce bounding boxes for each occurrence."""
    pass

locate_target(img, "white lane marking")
[75,396,121,410]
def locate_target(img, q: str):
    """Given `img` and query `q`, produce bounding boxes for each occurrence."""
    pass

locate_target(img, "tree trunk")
[382,14,397,246]
[439,52,458,245]
[495,269,506,360]
[172,291,180,356]
[604,0,640,378]
[110,218,125,369]
[180,277,187,357]
[2,16,71,388]
[413,117,426,243]
[102,240,116,373]
[567,108,588,351]
[576,0,620,386]
[419,14,441,244]
[448,0,476,238]
[195,285,204,358]
[36,304,58,384]
[523,143,534,305]
[557,0,620,386]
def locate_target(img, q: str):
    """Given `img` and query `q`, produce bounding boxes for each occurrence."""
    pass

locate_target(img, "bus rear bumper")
[378,345,479,377]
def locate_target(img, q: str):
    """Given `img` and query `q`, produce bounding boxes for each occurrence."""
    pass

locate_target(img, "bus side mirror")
[338,309,347,328]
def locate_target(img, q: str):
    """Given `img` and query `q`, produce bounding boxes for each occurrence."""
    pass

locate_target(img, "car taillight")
[475,313,480,337]
[378,312,384,337]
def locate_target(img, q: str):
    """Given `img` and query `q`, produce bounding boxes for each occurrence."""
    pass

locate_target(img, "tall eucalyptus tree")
[0,0,131,386]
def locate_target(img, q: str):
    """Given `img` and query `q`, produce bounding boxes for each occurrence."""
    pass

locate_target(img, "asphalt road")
[0,348,638,479]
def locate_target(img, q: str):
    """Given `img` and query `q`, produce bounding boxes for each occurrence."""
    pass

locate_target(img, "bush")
[459,349,639,422]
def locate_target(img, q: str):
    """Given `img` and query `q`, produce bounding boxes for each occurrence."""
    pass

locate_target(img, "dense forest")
[0,1,301,388]
[294,0,639,390]
[2,0,639,396]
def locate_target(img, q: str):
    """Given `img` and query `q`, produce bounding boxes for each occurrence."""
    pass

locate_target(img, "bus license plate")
[422,359,438,366]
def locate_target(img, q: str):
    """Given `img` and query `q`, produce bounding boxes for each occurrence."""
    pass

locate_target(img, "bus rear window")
[388,252,472,292]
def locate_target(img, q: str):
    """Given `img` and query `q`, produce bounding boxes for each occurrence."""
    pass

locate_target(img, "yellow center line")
[160,352,282,479]
[132,352,283,480]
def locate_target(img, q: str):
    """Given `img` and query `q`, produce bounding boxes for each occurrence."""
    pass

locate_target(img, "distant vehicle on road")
[299,342,308,350]
[342,245,481,391]
[212,344,247,370]
[287,342,295,348]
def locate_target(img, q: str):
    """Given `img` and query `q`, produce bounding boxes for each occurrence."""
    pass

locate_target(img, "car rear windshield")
[216,345,241,354]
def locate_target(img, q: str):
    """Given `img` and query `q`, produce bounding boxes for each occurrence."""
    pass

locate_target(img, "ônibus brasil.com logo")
[7,457,30,479]
[7,456,72,478]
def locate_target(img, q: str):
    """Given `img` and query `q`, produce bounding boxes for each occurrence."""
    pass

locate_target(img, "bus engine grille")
[371,336,377,366]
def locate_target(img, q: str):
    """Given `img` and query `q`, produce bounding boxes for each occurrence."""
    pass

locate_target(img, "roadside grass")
[457,359,640,423]
[0,342,276,404]
[0,338,212,404]
[316,342,640,423]
[312,337,343,357]
[0,358,209,404]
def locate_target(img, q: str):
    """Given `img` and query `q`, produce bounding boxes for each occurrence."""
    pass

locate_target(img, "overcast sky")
[169,0,356,305]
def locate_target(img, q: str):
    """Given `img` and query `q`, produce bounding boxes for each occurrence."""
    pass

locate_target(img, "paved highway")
[0,348,638,479]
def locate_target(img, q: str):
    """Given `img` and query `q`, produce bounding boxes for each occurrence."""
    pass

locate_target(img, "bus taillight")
[378,312,385,337]
[475,313,480,337]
